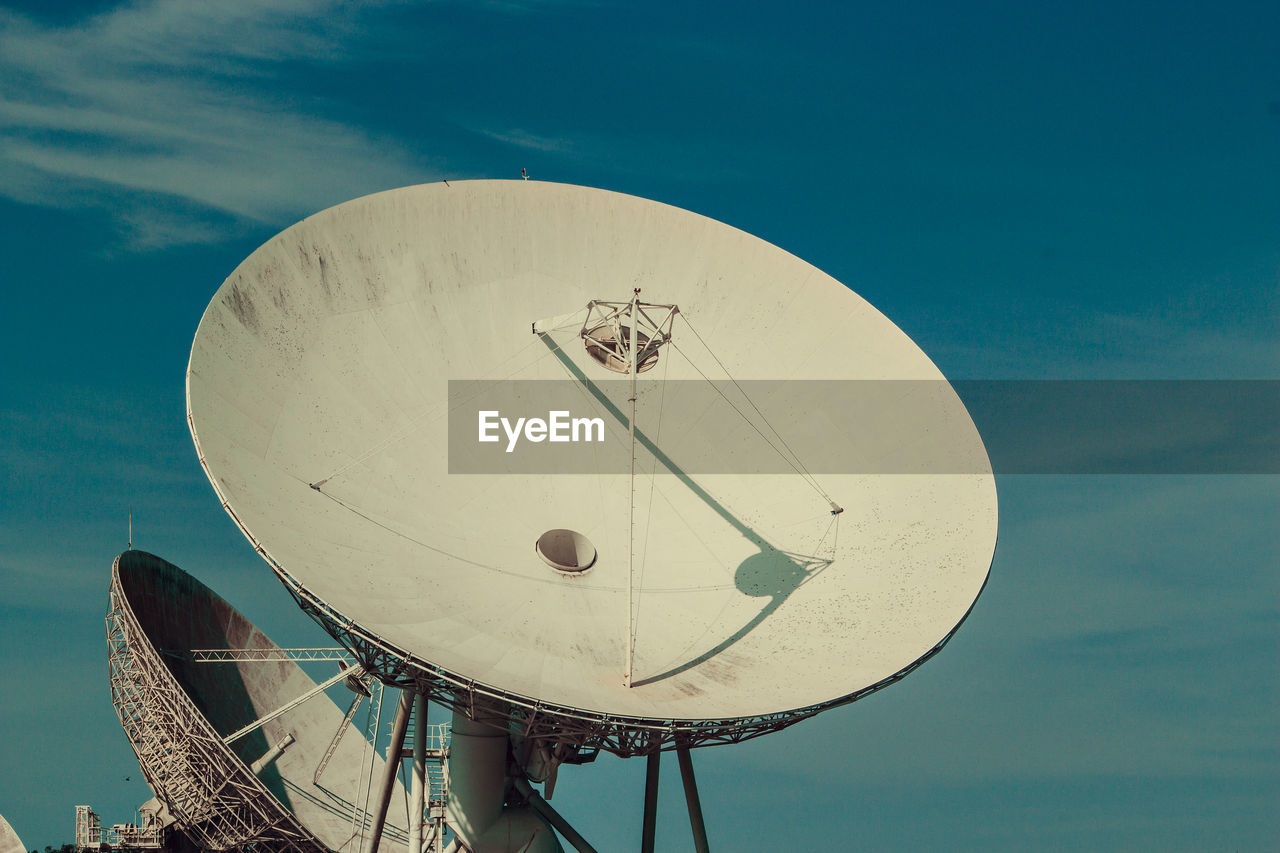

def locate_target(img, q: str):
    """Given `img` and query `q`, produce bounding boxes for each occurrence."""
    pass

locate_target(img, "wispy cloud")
[0,0,431,248]
[467,120,752,187]
[476,126,579,154]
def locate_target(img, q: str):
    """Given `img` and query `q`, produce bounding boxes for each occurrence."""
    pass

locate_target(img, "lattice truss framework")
[274,555,976,758]
[106,562,328,853]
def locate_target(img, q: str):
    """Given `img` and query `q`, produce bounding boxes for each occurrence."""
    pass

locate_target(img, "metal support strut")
[512,777,598,853]
[410,693,426,853]
[223,664,366,745]
[641,751,660,853]
[365,688,414,853]
[677,744,710,853]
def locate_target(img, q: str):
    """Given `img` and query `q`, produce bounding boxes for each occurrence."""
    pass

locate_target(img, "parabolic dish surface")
[188,180,998,724]
[0,814,24,853]
[109,550,408,852]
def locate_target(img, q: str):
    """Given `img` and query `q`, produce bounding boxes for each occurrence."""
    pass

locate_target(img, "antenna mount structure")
[578,291,679,688]
[183,180,999,852]
[579,294,678,377]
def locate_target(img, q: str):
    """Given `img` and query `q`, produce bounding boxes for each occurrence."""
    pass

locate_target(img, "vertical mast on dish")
[625,289,639,687]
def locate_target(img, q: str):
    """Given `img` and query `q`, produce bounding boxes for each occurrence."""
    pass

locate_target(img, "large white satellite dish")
[187,180,997,754]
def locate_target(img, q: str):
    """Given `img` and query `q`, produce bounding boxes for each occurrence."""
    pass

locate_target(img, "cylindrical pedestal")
[446,705,564,853]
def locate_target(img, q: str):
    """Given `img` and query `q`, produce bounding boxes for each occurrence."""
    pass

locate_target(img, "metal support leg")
[641,751,660,853]
[410,693,426,853]
[676,745,709,853]
[365,687,414,853]
[512,777,598,853]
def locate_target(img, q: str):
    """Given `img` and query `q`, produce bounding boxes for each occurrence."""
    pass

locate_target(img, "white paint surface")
[187,181,998,722]
[0,814,24,853]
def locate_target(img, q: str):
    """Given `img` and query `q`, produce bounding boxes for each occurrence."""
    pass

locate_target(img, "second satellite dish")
[108,550,410,852]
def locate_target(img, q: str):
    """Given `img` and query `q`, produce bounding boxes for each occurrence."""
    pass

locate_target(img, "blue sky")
[0,1,1276,850]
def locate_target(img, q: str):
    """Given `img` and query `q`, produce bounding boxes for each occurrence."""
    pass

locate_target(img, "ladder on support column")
[402,718,451,852]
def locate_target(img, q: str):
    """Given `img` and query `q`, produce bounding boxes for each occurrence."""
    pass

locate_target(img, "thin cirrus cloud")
[475,126,579,155]
[0,0,429,248]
